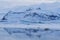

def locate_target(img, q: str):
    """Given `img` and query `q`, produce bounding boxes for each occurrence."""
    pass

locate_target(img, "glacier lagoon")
[0,2,60,40]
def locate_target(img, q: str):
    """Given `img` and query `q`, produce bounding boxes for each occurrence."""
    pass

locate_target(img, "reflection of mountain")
[0,2,60,24]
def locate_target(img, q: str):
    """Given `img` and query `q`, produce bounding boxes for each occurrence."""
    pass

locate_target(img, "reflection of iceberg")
[0,27,60,40]
[3,28,51,37]
[3,28,60,39]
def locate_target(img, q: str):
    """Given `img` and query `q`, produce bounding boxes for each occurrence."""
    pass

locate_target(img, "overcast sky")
[0,0,60,13]
[0,0,60,6]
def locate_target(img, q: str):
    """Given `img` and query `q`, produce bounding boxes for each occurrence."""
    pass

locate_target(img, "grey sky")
[0,0,60,7]
[0,0,59,5]
[0,0,60,13]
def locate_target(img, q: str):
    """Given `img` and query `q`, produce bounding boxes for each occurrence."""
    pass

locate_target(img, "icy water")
[0,2,60,40]
[0,28,60,40]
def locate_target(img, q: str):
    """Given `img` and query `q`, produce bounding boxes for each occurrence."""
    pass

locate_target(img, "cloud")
[0,0,60,8]
[0,0,60,10]
[0,0,57,6]
[0,0,59,13]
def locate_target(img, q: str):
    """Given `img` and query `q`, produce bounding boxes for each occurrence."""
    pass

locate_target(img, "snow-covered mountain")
[0,2,60,24]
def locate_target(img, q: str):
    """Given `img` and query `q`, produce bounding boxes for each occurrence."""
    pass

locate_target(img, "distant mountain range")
[0,2,60,24]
